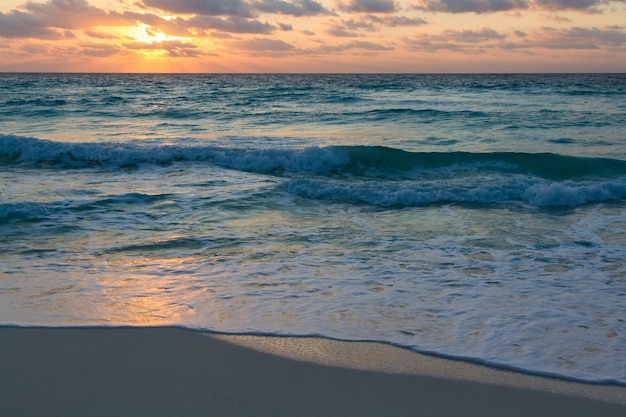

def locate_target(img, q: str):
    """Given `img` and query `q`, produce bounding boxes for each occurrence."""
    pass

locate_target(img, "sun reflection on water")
[97,256,202,326]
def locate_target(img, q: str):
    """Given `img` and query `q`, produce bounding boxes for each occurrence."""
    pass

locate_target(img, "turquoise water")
[1,73,625,384]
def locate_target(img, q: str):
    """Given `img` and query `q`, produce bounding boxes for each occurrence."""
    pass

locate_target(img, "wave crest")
[3,135,626,179]
[285,177,626,208]
[2,135,625,208]
[0,135,350,173]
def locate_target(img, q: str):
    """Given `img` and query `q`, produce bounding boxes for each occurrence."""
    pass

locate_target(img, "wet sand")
[1,326,625,417]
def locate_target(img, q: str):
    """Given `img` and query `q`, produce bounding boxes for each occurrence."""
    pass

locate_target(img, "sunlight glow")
[128,23,179,45]
[97,256,200,325]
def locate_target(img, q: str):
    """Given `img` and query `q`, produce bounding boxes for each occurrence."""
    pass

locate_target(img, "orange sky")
[1,0,625,72]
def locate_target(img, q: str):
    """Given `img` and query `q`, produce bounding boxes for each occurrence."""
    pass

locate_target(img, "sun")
[128,23,185,45]
[115,22,203,71]
[124,23,188,58]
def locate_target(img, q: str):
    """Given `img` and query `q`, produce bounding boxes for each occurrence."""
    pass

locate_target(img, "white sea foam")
[523,181,626,206]
[285,176,626,207]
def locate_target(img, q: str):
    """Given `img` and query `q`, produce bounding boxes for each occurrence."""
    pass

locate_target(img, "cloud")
[252,0,333,16]
[443,27,507,42]
[327,25,360,36]
[0,0,128,39]
[21,43,53,54]
[499,26,626,50]
[141,0,253,17]
[80,42,122,57]
[209,31,235,38]
[337,0,398,13]
[536,25,626,49]
[0,0,281,40]
[0,10,64,39]
[412,0,624,13]
[367,15,428,26]
[541,13,572,22]
[405,27,508,51]
[325,18,378,37]
[412,0,528,14]
[318,39,394,52]
[123,39,201,56]
[326,14,427,37]
[344,40,394,50]
[405,25,626,52]
[85,30,119,39]
[229,37,296,51]
[185,15,275,34]
[22,0,127,27]
[533,0,619,11]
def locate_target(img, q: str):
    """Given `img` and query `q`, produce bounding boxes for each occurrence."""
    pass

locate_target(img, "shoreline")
[2,326,625,416]
[216,333,626,403]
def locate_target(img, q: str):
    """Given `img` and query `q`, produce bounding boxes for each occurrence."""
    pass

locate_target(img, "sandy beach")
[1,326,625,417]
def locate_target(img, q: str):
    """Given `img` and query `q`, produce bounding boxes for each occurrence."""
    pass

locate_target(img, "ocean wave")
[0,193,173,223]
[285,177,626,207]
[4,98,68,107]
[0,201,56,223]
[363,108,488,119]
[4,135,626,179]
[71,193,173,212]
[3,134,626,210]
[102,237,206,255]
[0,135,351,172]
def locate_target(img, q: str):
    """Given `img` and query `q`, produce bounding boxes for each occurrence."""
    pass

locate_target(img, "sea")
[1,73,625,385]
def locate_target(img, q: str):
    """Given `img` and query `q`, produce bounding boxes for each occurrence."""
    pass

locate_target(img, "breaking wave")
[2,134,625,208]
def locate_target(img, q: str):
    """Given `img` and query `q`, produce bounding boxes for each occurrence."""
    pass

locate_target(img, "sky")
[1,0,625,72]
